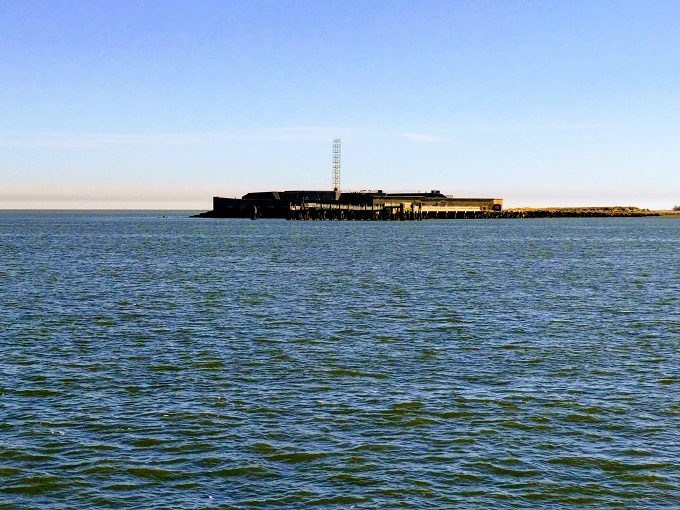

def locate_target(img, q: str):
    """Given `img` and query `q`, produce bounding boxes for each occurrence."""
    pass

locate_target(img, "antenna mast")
[332,138,341,200]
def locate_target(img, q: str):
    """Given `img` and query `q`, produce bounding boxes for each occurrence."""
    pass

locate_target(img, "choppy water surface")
[1,211,680,509]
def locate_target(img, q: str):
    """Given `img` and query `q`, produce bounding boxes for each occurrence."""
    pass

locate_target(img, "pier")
[196,198,658,220]
[287,202,494,220]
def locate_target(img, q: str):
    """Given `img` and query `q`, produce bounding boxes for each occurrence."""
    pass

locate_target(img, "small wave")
[16,388,62,397]
[82,464,117,475]
[400,417,439,427]
[209,465,275,478]
[94,316,115,326]
[468,462,539,477]
[352,444,397,453]
[239,490,317,507]
[251,442,278,454]
[548,456,671,472]
[496,419,548,431]
[306,494,370,505]
[102,483,140,491]
[438,410,477,419]
[374,487,434,497]
[500,341,530,349]
[563,413,602,423]
[524,493,598,504]
[619,472,669,483]
[131,438,165,447]
[0,475,65,495]
[0,449,52,461]
[622,448,653,457]
[328,473,380,486]
[191,360,225,370]
[382,401,424,415]
[148,364,182,372]
[452,472,483,482]
[127,467,184,480]
[163,442,217,453]
[119,312,144,319]
[326,368,385,378]
[266,451,330,463]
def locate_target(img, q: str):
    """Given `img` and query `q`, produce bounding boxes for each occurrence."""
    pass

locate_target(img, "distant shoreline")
[500,207,662,218]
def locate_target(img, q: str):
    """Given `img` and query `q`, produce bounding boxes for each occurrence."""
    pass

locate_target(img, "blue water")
[1,211,679,508]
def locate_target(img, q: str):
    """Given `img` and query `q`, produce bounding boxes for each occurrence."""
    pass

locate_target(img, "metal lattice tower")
[332,138,341,200]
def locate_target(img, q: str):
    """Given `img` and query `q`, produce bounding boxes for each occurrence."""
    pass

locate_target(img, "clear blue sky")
[1,0,679,208]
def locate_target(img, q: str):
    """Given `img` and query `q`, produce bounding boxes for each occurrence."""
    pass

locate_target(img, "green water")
[1,211,679,508]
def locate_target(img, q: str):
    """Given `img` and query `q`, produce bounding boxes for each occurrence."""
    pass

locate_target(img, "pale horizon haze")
[1,1,679,210]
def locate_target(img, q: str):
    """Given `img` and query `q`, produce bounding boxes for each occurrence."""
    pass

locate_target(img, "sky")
[1,0,679,209]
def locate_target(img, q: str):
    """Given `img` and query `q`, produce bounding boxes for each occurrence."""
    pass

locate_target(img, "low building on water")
[197,190,503,220]
[195,139,503,220]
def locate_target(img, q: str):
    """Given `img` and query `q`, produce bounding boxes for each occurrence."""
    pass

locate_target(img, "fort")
[196,190,503,220]
[195,138,507,220]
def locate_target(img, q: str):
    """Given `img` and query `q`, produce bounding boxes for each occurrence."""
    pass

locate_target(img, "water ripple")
[1,212,680,508]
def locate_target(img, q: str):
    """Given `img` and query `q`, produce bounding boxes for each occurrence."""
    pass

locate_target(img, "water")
[1,211,679,509]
